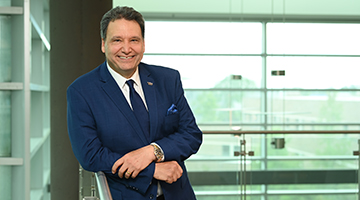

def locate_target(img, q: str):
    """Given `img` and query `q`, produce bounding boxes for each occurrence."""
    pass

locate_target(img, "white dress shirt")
[107,63,164,197]
[107,63,147,110]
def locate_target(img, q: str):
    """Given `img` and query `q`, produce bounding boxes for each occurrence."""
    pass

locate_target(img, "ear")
[142,39,145,53]
[101,38,105,53]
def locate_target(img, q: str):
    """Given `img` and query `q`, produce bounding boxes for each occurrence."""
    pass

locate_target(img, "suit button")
[149,194,154,199]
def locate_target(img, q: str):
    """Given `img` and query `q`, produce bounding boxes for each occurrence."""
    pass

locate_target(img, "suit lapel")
[99,62,149,144]
[139,64,158,142]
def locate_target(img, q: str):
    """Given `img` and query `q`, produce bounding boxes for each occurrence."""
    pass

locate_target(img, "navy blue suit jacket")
[67,62,202,200]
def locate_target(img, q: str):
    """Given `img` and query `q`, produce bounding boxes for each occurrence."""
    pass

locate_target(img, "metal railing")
[81,130,360,199]
[95,172,113,200]
[202,130,360,134]
[79,166,112,200]
[192,130,360,199]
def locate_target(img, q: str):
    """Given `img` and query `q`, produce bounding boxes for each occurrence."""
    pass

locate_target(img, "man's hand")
[112,145,156,179]
[154,161,183,184]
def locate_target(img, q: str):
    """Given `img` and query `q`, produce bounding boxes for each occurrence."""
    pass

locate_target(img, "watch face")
[156,149,162,158]
[152,144,163,161]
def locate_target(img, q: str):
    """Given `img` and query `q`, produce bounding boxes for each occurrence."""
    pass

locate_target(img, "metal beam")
[188,170,357,185]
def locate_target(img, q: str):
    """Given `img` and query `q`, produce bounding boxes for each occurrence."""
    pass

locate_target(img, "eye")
[131,38,140,43]
[111,37,122,43]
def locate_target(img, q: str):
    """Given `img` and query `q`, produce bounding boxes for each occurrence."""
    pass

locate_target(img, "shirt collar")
[106,62,141,89]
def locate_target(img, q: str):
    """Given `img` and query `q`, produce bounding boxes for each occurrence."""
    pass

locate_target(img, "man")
[67,6,202,200]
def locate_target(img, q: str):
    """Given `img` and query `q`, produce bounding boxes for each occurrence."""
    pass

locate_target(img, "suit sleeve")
[67,85,154,194]
[155,70,203,162]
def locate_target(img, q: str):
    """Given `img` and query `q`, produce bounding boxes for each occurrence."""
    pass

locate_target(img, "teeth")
[119,56,133,59]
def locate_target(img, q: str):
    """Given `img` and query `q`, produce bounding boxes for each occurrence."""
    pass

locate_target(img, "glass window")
[142,55,262,89]
[0,91,11,157]
[0,166,11,199]
[0,15,11,156]
[0,16,11,82]
[184,90,263,125]
[267,23,360,55]
[267,56,360,89]
[0,14,12,200]
[145,21,262,54]
[144,20,360,199]
[267,90,360,124]
[267,193,356,200]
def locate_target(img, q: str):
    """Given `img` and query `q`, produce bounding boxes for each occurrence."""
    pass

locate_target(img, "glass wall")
[0,1,50,200]
[0,12,12,200]
[142,21,360,199]
[0,14,11,157]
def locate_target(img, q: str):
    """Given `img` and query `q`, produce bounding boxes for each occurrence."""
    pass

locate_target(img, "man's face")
[101,19,145,78]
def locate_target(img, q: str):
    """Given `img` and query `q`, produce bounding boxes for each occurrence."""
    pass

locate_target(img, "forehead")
[106,19,142,38]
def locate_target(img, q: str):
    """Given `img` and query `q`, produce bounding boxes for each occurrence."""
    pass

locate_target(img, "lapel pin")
[147,82,153,86]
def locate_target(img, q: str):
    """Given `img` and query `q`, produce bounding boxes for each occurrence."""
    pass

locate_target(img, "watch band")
[151,143,164,162]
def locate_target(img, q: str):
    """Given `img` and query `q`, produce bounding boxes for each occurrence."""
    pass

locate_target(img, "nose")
[121,41,132,54]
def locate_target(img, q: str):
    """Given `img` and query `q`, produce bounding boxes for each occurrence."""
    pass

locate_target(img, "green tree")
[318,92,343,125]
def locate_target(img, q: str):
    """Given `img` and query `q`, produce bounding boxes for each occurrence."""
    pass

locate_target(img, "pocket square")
[167,104,178,115]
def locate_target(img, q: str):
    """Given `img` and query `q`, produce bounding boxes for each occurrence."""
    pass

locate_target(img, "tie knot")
[126,79,135,89]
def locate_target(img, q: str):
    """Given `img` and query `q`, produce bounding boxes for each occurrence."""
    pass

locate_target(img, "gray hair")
[100,6,145,40]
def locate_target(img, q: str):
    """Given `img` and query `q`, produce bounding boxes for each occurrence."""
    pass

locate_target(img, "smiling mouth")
[119,56,134,60]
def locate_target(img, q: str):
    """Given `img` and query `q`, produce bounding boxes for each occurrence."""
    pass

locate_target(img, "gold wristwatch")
[151,143,164,162]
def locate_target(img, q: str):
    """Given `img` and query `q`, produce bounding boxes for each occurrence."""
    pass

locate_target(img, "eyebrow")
[110,36,122,40]
[109,35,142,41]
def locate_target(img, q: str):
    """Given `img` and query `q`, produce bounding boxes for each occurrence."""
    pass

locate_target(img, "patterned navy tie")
[126,80,150,137]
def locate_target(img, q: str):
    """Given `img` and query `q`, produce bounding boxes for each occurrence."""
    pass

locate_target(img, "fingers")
[112,157,142,179]
[124,170,141,179]
[117,159,138,178]
[118,165,127,178]
[112,158,124,174]
[115,158,184,183]
[131,170,140,179]
[112,145,155,179]
[117,166,134,179]
[124,171,132,179]
[154,161,183,184]
[112,157,131,179]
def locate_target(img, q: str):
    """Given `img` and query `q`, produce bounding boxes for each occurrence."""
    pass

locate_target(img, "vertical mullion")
[261,21,268,200]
